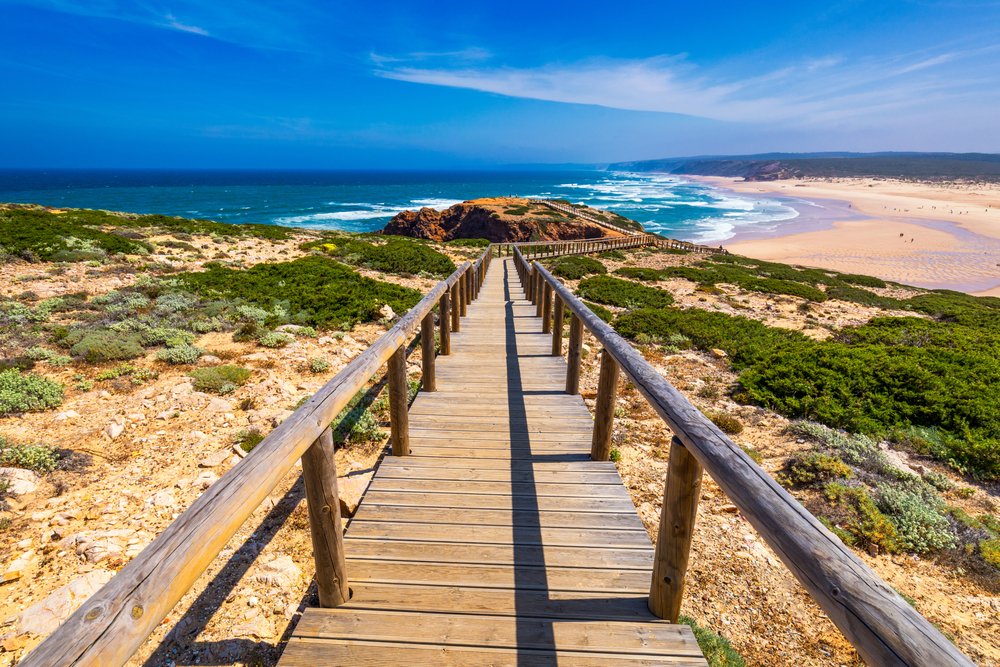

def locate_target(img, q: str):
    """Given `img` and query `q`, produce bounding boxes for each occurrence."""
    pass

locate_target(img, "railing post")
[649,435,703,622]
[535,272,545,317]
[528,268,536,303]
[590,348,619,460]
[420,312,435,392]
[551,294,564,355]
[541,283,553,333]
[387,346,410,456]
[451,282,461,332]
[459,272,468,317]
[439,292,451,355]
[301,427,349,607]
[566,313,583,394]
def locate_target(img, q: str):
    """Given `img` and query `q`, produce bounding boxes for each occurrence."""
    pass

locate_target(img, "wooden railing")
[492,235,659,258]
[512,245,973,667]
[530,199,645,236]
[21,248,493,667]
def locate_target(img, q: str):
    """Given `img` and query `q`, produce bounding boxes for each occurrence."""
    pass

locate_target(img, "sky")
[0,0,998,168]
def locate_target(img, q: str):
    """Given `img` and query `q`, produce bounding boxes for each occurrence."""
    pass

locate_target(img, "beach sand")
[699,177,1000,295]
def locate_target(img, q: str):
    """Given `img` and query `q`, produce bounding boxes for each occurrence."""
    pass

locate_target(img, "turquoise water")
[0,169,799,243]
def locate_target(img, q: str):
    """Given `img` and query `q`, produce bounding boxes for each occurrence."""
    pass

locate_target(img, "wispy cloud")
[3,0,308,49]
[375,43,1000,126]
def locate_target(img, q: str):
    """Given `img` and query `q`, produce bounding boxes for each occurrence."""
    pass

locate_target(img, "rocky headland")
[381,196,642,242]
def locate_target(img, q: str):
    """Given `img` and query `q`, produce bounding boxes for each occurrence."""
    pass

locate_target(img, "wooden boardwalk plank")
[279,258,705,666]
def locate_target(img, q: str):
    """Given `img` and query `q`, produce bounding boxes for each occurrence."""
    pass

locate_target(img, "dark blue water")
[0,169,800,242]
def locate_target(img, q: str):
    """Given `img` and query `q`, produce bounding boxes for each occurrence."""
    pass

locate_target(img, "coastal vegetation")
[304,235,456,277]
[549,255,606,279]
[178,256,422,330]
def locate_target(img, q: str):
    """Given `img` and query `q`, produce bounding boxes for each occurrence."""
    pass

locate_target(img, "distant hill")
[608,152,1000,182]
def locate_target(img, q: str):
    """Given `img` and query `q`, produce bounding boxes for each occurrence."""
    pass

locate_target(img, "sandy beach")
[699,177,1000,295]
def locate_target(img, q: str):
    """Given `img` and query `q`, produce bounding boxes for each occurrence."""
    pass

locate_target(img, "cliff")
[381,197,638,242]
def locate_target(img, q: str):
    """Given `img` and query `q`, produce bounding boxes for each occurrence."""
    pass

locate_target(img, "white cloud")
[375,45,1000,127]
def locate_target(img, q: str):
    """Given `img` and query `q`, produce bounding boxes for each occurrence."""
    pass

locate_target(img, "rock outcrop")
[382,197,628,242]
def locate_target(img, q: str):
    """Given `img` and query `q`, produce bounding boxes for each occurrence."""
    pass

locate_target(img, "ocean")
[0,169,801,243]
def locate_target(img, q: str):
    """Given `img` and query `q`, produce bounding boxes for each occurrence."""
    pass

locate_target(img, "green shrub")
[139,327,196,348]
[824,482,900,553]
[614,267,663,282]
[0,440,60,473]
[826,286,903,309]
[678,616,746,667]
[309,357,331,373]
[178,257,421,330]
[0,208,151,261]
[0,369,63,415]
[550,255,606,280]
[235,428,265,453]
[837,273,887,289]
[258,331,293,348]
[311,236,456,277]
[70,330,145,362]
[782,452,853,487]
[615,307,804,369]
[981,538,1000,568]
[875,483,956,553]
[577,276,674,309]
[707,411,743,435]
[156,344,204,365]
[582,301,614,323]
[189,365,251,394]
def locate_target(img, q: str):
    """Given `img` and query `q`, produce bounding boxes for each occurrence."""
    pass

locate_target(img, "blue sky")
[1,0,998,168]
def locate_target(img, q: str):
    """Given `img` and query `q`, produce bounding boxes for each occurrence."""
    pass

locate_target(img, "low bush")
[582,301,614,323]
[549,255,606,280]
[0,208,151,261]
[577,276,674,309]
[189,365,251,394]
[614,267,663,282]
[178,257,421,330]
[678,616,746,667]
[156,344,204,365]
[308,357,331,373]
[824,482,900,553]
[69,330,145,362]
[235,428,265,453]
[707,411,743,435]
[875,483,956,553]
[615,307,804,369]
[258,331,293,348]
[782,452,853,486]
[0,439,60,473]
[0,369,64,415]
[311,236,456,277]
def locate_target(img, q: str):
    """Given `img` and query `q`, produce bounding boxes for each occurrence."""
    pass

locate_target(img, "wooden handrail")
[22,248,492,667]
[528,258,973,667]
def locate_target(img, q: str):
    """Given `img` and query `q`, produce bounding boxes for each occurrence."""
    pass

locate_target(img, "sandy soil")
[699,177,1000,294]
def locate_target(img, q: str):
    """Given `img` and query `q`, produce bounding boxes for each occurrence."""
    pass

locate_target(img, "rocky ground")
[1,235,997,667]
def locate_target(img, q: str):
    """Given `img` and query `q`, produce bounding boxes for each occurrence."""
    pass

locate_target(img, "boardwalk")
[279,259,706,665]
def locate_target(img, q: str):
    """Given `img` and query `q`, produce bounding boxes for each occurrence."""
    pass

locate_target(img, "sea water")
[0,169,799,243]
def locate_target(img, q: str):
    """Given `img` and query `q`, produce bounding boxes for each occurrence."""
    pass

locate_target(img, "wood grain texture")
[649,437,702,622]
[301,428,349,607]
[420,312,435,392]
[566,313,584,395]
[387,345,410,457]
[439,291,451,355]
[591,347,620,461]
